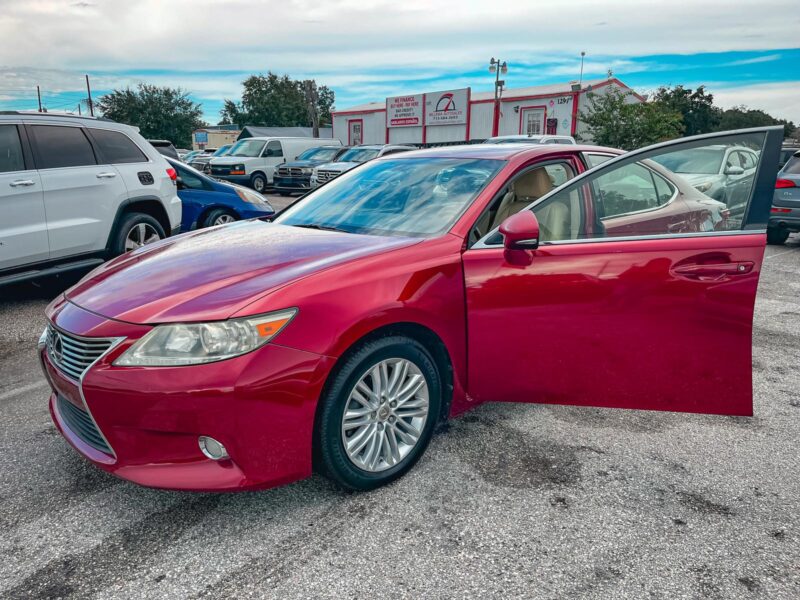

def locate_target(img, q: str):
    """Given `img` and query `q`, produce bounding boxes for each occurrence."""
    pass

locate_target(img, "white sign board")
[386,94,423,127]
[425,88,469,126]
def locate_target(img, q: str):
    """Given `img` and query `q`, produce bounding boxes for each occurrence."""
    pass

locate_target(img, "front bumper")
[273,175,311,193]
[41,299,334,491]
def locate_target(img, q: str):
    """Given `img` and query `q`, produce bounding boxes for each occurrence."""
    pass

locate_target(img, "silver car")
[310,145,416,187]
[768,151,800,244]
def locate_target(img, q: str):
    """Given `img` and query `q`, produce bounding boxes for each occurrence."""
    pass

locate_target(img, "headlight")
[234,186,273,208]
[114,309,296,366]
[694,181,714,193]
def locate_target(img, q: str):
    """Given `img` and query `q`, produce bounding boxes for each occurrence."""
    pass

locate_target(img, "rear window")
[782,155,800,175]
[30,125,97,169]
[0,125,25,173]
[90,129,147,164]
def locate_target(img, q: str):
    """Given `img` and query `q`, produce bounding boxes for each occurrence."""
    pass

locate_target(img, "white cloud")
[712,81,800,123]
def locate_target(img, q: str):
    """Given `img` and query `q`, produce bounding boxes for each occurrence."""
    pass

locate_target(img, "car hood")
[679,173,722,186]
[65,220,417,324]
[317,162,359,172]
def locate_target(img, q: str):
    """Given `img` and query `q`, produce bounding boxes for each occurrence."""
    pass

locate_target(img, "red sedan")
[40,127,782,492]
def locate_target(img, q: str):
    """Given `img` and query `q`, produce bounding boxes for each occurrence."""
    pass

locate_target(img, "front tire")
[250,173,267,193]
[767,227,790,245]
[316,335,441,491]
[203,208,238,228]
[110,212,165,256]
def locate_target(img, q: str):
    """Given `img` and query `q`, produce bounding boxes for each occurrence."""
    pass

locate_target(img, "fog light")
[198,436,229,460]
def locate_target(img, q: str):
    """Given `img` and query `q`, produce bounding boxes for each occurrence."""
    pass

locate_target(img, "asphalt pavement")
[0,229,798,599]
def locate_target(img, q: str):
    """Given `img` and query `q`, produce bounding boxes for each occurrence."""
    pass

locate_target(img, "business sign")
[425,88,469,126]
[386,94,423,127]
[194,131,208,144]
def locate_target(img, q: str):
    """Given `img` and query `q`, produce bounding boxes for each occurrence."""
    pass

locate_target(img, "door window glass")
[495,132,767,244]
[265,141,283,157]
[30,125,96,169]
[0,125,25,173]
[739,151,756,170]
[177,165,206,190]
[584,153,614,168]
[90,128,147,164]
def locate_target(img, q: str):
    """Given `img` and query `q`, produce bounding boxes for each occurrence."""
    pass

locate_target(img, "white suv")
[0,112,181,286]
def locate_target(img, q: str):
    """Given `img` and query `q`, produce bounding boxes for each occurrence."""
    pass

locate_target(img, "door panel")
[464,126,783,416]
[0,169,48,269]
[463,233,763,415]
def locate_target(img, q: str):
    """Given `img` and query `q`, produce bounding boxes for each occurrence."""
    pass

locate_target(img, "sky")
[0,0,798,125]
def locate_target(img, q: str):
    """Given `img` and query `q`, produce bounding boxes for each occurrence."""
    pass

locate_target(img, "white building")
[331,78,643,146]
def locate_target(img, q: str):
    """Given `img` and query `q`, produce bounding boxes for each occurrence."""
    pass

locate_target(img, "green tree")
[219,72,335,128]
[578,88,684,150]
[716,105,796,138]
[97,84,205,148]
[652,85,721,136]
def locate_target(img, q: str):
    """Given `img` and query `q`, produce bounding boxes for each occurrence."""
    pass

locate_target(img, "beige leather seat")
[494,168,553,225]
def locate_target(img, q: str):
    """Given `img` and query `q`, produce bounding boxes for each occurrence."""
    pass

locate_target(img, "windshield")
[653,148,724,174]
[213,145,232,156]
[298,147,341,161]
[228,140,266,157]
[337,147,381,163]
[275,157,503,237]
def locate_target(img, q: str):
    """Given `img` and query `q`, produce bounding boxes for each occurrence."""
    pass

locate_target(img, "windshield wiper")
[291,223,349,233]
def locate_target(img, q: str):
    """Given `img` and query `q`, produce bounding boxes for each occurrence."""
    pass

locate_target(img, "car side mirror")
[499,210,540,250]
[725,165,744,175]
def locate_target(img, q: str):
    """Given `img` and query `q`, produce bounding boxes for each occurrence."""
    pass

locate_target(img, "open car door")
[463,127,783,416]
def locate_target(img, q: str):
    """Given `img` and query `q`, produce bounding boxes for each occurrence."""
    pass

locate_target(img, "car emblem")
[51,331,64,364]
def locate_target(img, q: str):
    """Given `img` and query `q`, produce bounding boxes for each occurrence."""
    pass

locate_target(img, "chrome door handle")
[96,172,117,179]
[9,179,35,187]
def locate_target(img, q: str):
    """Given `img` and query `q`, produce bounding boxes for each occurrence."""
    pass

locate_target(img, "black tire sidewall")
[251,173,267,192]
[317,336,442,491]
[111,212,165,256]
[203,208,237,228]
[767,228,790,245]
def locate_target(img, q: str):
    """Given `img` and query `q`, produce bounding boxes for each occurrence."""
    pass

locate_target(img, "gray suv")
[0,112,181,286]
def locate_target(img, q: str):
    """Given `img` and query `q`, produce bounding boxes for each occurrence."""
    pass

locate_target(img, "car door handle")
[9,179,35,187]
[96,172,117,179]
[672,261,754,280]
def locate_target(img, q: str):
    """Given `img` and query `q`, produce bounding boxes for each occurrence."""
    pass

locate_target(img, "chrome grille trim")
[277,166,305,177]
[315,170,339,183]
[46,325,115,381]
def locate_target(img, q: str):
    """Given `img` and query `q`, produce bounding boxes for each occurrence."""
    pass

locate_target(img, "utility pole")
[304,80,320,138]
[488,58,508,137]
[37,86,42,112]
[85,74,94,116]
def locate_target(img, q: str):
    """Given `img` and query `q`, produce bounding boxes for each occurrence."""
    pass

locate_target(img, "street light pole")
[489,57,507,137]
[579,51,586,87]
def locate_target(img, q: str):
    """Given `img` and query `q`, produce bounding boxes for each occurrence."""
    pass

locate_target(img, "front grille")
[315,169,339,183]
[277,166,305,177]
[46,325,114,381]
[57,394,112,454]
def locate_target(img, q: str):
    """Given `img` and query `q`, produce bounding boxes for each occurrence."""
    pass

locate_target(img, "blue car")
[167,158,275,231]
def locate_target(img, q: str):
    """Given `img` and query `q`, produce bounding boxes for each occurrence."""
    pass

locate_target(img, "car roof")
[386,143,621,161]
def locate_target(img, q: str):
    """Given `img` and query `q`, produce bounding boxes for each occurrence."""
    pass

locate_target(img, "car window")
[584,153,614,168]
[266,141,283,157]
[338,147,380,162]
[276,157,504,237]
[0,125,25,173]
[90,129,147,164]
[739,151,756,170]
[492,132,767,244]
[782,155,800,174]
[177,164,206,190]
[30,125,97,169]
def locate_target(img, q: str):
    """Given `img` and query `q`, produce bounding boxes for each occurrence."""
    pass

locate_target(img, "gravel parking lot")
[1,232,798,599]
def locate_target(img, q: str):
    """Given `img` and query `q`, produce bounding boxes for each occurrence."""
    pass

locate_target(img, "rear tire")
[767,227,790,245]
[203,208,238,228]
[316,335,441,491]
[250,173,267,193]
[110,212,165,257]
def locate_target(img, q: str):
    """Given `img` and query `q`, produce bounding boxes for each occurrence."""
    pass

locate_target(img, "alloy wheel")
[341,358,429,472]
[212,213,236,225]
[124,223,161,251]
